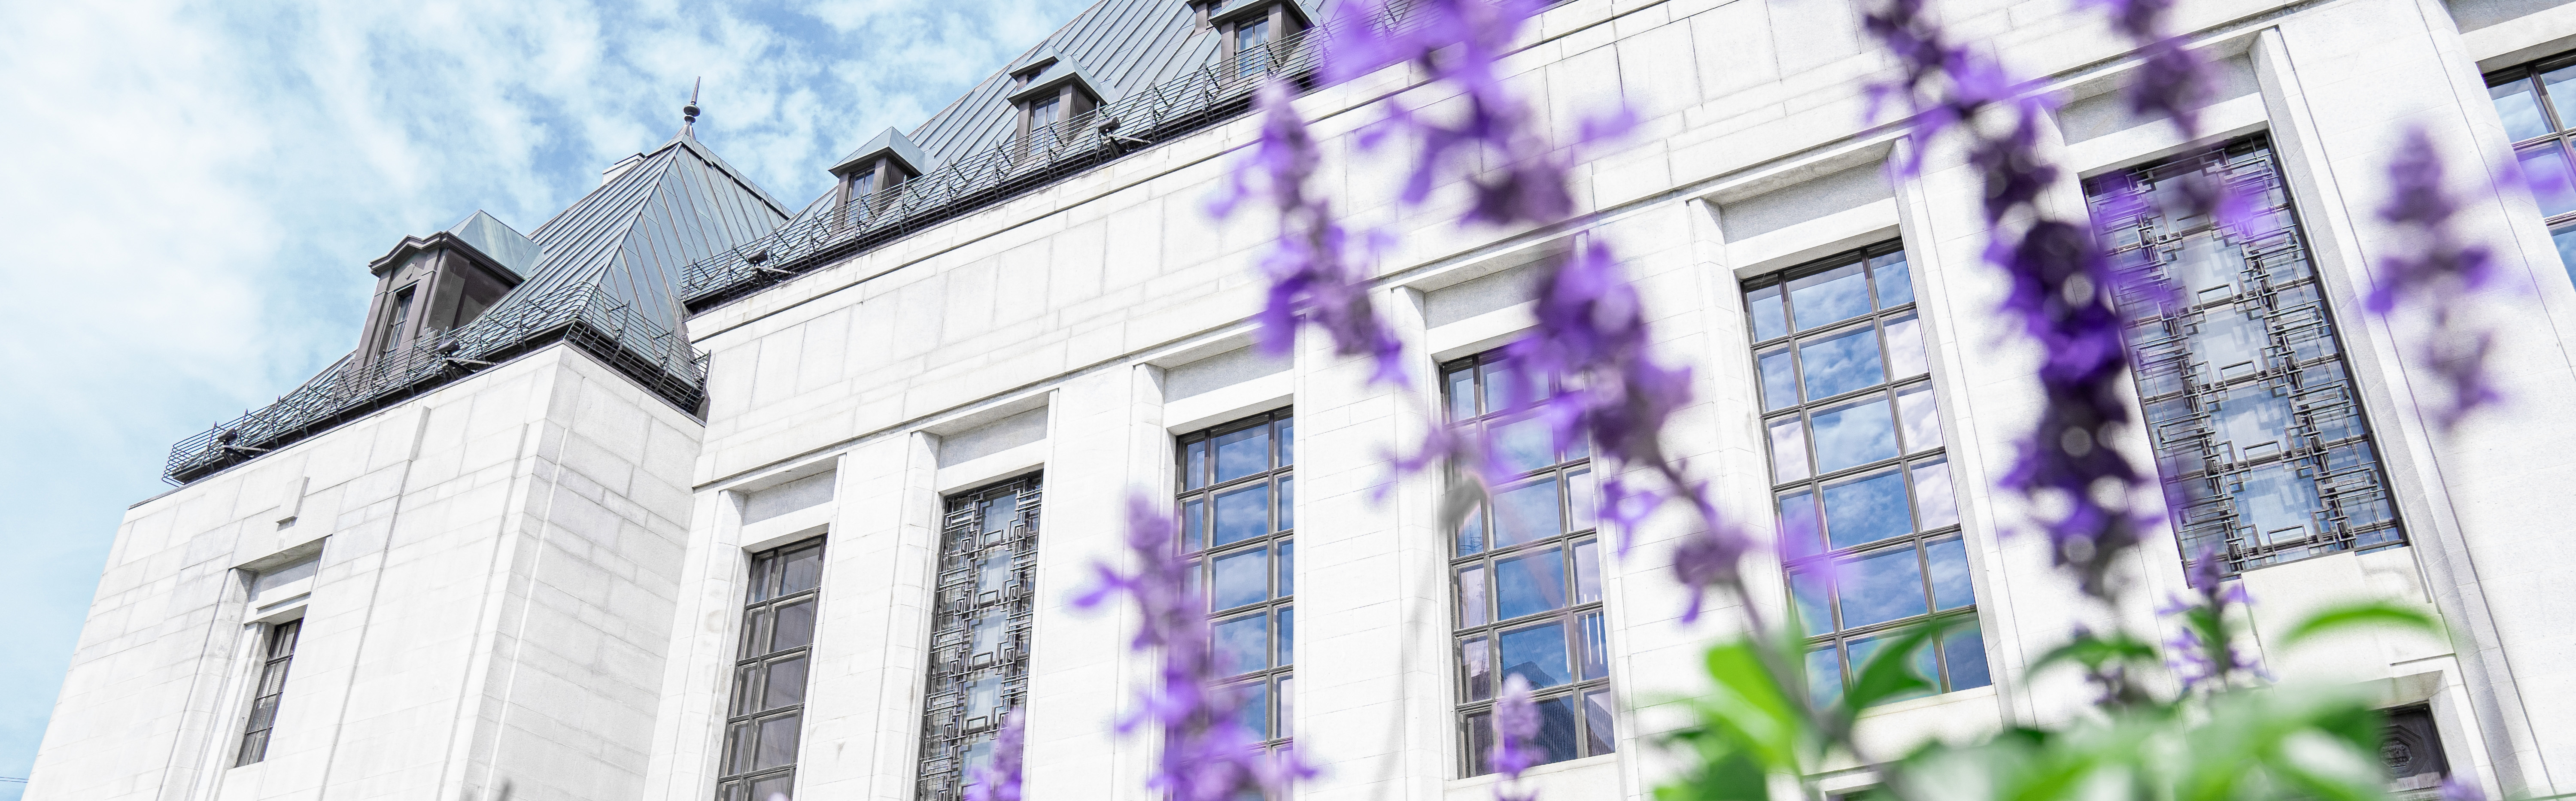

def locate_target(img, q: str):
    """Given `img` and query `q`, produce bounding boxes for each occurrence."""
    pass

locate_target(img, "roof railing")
[678,6,1402,312]
[162,284,707,485]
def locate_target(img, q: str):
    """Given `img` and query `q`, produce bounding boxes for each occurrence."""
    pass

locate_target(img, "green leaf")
[2027,631,2158,677]
[1842,619,1947,714]
[1696,640,1809,771]
[2278,601,2441,648]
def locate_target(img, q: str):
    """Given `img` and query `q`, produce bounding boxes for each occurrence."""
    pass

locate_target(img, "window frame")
[1741,242,1992,706]
[715,538,826,801]
[2483,52,2576,284]
[234,618,302,767]
[1176,409,1297,755]
[915,476,1043,801]
[1439,350,1616,777]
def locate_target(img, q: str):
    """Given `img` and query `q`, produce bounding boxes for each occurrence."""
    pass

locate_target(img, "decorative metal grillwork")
[2089,138,2406,578]
[678,0,1428,313]
[162,284,708,485]
[917,476,1042,801]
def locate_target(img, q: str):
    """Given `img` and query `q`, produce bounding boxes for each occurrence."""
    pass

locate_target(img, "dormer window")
[1212,0,1307,70]
[357,211,530,369]
[828,127,930,228]
[1004,53,1112,146]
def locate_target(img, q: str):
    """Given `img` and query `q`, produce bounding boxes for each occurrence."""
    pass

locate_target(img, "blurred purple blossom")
[2159,548,2263,692]
[2442,776,2487,801]
[1489,675,1540,801]
[1210,80,1410,388]
[1866,0,2149,598]
[1075,494,1313,801]
[964,707,1027,801]
[2366,127,2503,431]
[2079,0,2253,234]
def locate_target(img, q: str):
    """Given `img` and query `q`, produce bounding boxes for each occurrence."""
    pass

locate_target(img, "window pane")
[1278,476,1295,532]
[1278,418,1294,465]
[1777,490,1822,555]
[750,773,793,801]
[1213,484,1271,547]
[1495,549,1569,620]
[1748,284,1789,341]
[1883,313,1927,379]
[2238,461,2325,544]
[2520,144,2576,217]
[1494,416,1555,474]
[1446,365,1479,419]
[1280,677,1295,736]
[1805,647,1844,709]
[1768,416,1811,482]
[1186,440,1210,490]
[1798,325,1887,400]
[975,552,1014,596]
[1790,569,1835,635]
[1215,612,1271,675]
[1533,695,1581,765]
[1912,457,1959,529]
[1926,537,1974,611]
[1279,539,1295,596]
[2552,225,2576,286]
[1810,397,1899,473]
[1871,251,1915,308]
[1942,622,1993,691]
[770,599,817,652]
[1465,712,1496,776]
[1846,634,1936,705]
[1492,476,1564,547]
[1823,468,1912,549]
[1498,622,1572,689]
[1182,498,1206,552]
[2213,382,2296,459]
[2543,64,2576,131]
[1216,425,1272,483]
[1757,346,1799,410]
[965,675,1003,722]
[756,713,802,769]
[763,656,809,710]
[1895,383,1942,452]
[1279,606,1294,665]
[1482,359,1528,413]
[726,721,759,774]
[1463,637,1494,701]
[1458,565,1489,627]
[1583,690,1618,756]
[1567,468,1598,533]
[1838,547,1929,628]
[1789,262,1871,331]
[1577,611,1608,680]
[970,610,1008,659]
[1572,540,1602,605]
[781,546,824,595]
[1212,546,1270,610]
[1458,505,1487,556]
[2494,79,2552,142]
[732,664,762,715]
[1236,681,1271,740]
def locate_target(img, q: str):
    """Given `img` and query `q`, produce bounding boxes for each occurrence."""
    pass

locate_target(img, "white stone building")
[30,0,2576,799]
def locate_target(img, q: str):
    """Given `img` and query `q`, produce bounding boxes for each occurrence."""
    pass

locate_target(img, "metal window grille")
[1176,410,1296,762]
[1439,352,1615,777]
[2086,138,2406,578]
[2485,52,2576,285]
[1742,243,1991,708]
[716,538,827,801]
[917,476,1042,801]
[235,619,302,767]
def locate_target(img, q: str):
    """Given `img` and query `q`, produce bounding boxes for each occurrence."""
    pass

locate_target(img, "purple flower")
[1076,494,1314,801]
[1865,0,2151,598]
[1489,675,1540,801]
[2077,0,2252,234]
[2366,127,2503,431]
[2159,548,2263,692]
[965,707,1026,801]
[1210,80,1410,388]
[2441,776,2487,801]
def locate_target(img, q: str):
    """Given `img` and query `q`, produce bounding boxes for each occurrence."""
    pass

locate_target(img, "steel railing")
[163,284,707,484]
[677,13,1380,312]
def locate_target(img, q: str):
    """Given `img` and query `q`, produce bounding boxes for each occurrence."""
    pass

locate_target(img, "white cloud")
[0,0,1091,790]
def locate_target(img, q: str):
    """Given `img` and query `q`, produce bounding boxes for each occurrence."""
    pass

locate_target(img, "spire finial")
[680,77,702,137]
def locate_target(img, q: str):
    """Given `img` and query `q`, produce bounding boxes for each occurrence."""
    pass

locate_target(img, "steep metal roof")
[899,0,1339,168]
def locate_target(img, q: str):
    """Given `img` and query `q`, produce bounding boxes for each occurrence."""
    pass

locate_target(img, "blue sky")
[0,0,1091,792]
